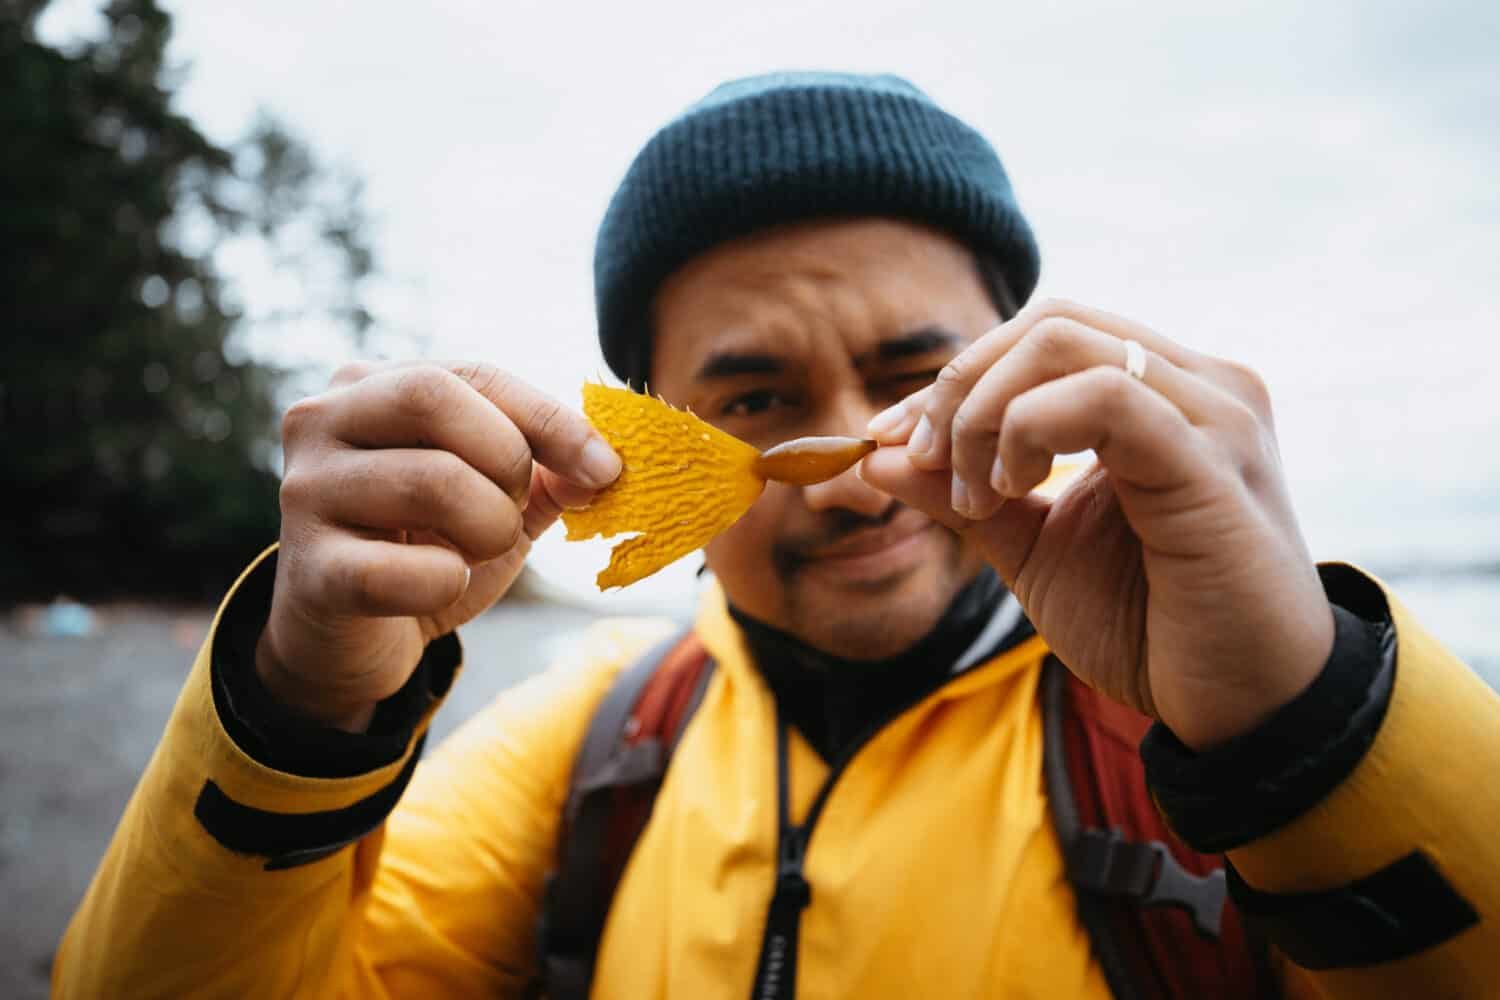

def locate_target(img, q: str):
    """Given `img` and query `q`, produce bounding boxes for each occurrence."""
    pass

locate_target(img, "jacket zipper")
[748,665,970,1000]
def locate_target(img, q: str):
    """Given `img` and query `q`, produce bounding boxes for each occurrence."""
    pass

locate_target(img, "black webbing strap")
[1042,657,1145,1000]
[1042,656,1236,997]
[569,631,686,815]
[535,631,685,999]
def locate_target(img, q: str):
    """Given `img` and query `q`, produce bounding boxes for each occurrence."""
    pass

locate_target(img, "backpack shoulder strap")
[533,628,715,1000]
[1042,656,1279,1000]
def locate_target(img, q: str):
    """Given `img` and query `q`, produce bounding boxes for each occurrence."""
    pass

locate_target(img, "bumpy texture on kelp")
[561,384,765,589]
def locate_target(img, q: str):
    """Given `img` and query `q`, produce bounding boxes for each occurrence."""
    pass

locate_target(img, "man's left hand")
[860,298,1335,751]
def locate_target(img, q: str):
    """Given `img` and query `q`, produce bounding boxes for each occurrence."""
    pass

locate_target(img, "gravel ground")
[0,598,601,999]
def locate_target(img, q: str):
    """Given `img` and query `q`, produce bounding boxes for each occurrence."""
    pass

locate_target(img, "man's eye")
[876,369,944,397]
[723,389,789,417]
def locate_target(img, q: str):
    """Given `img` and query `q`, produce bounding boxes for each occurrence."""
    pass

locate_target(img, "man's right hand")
[256,362,621,732]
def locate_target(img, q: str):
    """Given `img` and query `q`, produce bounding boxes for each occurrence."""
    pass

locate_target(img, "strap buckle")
[1069,828,1226,938]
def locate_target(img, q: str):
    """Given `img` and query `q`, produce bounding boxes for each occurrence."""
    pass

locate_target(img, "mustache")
[771,501,906,575]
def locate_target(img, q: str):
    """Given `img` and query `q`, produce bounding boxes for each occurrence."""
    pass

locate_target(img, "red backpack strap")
[1042,656,1280,1000]
[533,629,715,1000]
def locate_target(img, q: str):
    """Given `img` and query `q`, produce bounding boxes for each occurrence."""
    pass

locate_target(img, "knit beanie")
[593,71,1041,386]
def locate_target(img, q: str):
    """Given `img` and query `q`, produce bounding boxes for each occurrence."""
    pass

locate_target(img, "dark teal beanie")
[594,71,1041,385]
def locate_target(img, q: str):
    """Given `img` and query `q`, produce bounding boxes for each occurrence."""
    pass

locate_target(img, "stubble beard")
[776,529,973,661]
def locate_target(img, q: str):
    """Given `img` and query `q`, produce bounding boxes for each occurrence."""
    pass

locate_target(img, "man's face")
[650,218,1001,660]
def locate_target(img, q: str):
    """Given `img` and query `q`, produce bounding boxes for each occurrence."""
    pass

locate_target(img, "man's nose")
[800,393,890,517]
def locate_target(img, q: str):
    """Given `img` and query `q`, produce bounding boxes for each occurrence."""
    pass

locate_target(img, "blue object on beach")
[43,600,96,637]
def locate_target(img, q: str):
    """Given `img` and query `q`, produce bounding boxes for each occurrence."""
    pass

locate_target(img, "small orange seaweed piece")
[754,436,877,486]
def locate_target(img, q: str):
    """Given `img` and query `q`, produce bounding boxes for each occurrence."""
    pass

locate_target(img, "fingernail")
[907,414,933,458]
[580,438,622,488]
[951,475,972,517]
[989,454,1006,494]
[866,402,906,439]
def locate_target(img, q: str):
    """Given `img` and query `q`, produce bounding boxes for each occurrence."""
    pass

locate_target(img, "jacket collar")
[692,579,1051,708]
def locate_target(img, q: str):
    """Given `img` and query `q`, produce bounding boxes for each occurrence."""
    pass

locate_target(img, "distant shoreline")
[1374,560,1500,583]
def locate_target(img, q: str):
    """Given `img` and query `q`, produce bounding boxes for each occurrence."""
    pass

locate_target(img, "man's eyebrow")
[692,327,960,380]
[868,326,963,363]
[694,350,785,380]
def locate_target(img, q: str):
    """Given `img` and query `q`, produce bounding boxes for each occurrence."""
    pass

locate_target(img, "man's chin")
[790,604,941,661]
[713,519,980,660]
[783,560,959,661]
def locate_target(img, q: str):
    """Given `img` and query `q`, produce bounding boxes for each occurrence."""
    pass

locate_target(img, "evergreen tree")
[1,0,375,601]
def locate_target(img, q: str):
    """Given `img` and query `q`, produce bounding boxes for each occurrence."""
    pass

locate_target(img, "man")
[55,72,1499,997]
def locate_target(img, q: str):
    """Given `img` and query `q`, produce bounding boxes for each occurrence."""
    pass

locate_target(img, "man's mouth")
[803,509,933,560]
[790,509,938,584]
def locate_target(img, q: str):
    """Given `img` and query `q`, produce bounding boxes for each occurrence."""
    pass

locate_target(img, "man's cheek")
[704,513,767,580]
[705,498,785,588]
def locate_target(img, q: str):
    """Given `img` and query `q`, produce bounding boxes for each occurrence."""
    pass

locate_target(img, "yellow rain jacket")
[54,547,1500,997]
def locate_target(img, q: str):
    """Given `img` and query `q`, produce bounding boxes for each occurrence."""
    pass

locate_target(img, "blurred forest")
[2,0,377,602]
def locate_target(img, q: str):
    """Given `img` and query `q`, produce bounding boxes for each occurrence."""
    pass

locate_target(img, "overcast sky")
[39,0,1500,611]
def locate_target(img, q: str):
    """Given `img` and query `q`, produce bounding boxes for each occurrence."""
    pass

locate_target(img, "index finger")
[445,362,621,489]
[325,361,621,492]
[910,298,1206,471]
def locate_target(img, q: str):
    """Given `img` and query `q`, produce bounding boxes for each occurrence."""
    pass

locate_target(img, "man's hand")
[860,299,1335,751]
[257,362,621,732]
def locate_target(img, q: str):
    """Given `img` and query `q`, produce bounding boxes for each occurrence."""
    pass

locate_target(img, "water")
[1379,574,1500,687]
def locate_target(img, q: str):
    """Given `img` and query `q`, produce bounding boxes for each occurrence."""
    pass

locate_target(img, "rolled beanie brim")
[595,74,1041,385]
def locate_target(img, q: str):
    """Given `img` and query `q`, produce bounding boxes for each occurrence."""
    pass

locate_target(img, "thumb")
[435,465,597,634]
[857,445,967,532]
[522,462,600,540]
[424,464,602,639]
[858,445,1049,583]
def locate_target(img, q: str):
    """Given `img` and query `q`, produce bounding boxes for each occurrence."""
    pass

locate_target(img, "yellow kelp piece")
[562,383,765,589]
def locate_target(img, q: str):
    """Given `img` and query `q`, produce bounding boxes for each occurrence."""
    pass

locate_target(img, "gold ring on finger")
[1123,339,1148,382]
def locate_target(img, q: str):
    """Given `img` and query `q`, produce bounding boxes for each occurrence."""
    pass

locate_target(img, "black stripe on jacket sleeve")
[1226,851,1478,969]
[193,734,425,871]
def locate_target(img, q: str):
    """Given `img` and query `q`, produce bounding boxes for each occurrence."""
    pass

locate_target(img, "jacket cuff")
[147,546,458,876]
[1140,564,1396,853]
[212,548,460,778]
